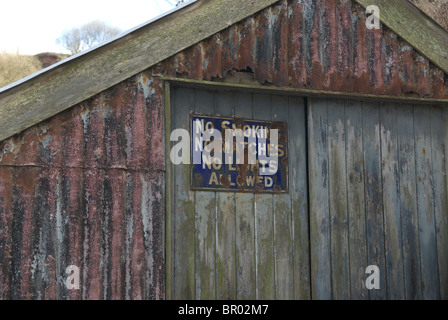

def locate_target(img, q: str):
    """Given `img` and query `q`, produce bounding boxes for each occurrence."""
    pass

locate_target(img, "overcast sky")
[0,0,177,55]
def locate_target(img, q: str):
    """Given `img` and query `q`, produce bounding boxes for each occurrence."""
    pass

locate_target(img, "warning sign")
[190,114,288,193]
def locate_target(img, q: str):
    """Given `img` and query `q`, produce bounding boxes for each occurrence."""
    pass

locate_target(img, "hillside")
[0,52,68,89]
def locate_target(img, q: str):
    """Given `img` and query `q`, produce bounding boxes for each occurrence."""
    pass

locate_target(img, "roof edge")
[354,0,448,75]
[0,0,280,142]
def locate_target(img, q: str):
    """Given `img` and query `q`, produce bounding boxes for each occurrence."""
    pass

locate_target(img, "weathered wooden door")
[167,85,310,300]
[308,98,448,300]
[168,87,448,300]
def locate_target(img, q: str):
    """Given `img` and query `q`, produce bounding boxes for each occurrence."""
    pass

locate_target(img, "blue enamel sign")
[190,115,288,193]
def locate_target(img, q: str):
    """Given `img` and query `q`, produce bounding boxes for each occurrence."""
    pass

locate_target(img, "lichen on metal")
[354,0,448,75]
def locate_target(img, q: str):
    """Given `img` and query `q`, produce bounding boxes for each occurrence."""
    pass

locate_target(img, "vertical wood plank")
[235,193,255,299]
[379,103,405,299]
[414,104,440,299]
[327,99,350,299]
[396,105,422,300]
[345,99,368,300]
[362,101,386,300]
[254,194,275,300]
[172,86,195,299]
[271,95,294,300]
[215,91,237,300]
[288,96,310,300]
[253,93,275,300]
[235,92,256,300]
[216,192,236,300]
[430,105,446,300]
[194,89,217,299]
[308,98,332,299]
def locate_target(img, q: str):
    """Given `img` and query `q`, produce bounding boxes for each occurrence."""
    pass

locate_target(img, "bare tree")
[57,20,121,55]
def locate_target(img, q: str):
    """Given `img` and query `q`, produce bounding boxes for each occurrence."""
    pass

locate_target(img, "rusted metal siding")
[1,0,448,300]
[156,0,448,98]
[0,75,165,299]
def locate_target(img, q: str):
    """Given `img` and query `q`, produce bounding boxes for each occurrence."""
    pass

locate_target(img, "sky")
[0,0,177,55]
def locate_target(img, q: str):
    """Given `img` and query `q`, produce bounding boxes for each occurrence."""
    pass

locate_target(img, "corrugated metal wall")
[0,76,165,299]
[156,0,448,98]
[1,0,448,299]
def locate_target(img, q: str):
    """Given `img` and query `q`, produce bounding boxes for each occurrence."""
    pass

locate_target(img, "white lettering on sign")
[188,115,289,192]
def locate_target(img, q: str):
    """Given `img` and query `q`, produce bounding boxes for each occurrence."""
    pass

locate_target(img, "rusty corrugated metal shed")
[1,0,448,299]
